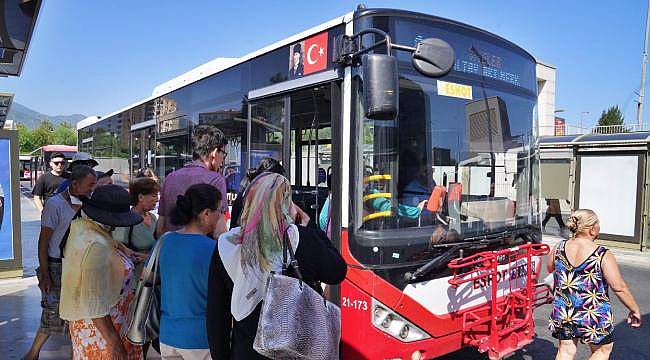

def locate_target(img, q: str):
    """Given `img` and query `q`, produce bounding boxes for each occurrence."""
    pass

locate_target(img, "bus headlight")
[371,298,431,342]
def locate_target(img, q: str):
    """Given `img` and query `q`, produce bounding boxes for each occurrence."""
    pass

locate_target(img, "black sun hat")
[82,184,143,227]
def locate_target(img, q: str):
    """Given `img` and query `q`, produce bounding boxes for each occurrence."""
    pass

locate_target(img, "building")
[536,61,557,137]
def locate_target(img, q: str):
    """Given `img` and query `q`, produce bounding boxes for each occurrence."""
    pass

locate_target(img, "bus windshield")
[351,16,540,268]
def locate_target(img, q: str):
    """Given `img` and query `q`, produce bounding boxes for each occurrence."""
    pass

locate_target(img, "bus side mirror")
[412,38,455,77]
[362,54,398,120]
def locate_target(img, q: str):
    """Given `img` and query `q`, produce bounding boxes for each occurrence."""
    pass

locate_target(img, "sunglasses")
[51,161,65,165]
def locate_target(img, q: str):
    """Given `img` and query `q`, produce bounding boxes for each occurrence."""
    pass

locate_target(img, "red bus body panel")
[339,229,548,359]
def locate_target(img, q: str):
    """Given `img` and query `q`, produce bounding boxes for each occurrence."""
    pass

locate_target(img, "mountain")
[8,102,86,128]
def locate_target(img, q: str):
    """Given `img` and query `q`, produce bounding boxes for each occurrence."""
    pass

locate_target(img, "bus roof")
[77,7,538,131]
[77,11,354,130]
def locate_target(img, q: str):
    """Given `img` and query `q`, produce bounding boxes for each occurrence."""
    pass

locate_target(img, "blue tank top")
[158,232,216,349]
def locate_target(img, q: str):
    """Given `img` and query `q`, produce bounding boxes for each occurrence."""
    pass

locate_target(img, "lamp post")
[638,0,650,127]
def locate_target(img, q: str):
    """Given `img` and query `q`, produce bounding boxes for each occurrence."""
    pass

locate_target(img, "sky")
[1,0,649,128]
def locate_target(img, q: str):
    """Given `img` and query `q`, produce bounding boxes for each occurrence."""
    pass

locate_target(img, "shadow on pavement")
[436,347,488,359]
[609,313,650,360]
[0,290,70,359]
[514,335,557,359]
[21,219,42,277]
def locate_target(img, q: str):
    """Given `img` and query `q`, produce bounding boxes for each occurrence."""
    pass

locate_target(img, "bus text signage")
[437,80,473,100]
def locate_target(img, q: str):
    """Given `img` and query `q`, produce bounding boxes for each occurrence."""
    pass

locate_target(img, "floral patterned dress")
[69,250,143,359]
[549,240,614,344]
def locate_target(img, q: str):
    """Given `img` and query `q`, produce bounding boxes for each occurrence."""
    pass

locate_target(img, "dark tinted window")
[350,15,538,269]
[89,113,130,183]
[125,101,156,125]
[189,63,249,120]
[250,47,289,89]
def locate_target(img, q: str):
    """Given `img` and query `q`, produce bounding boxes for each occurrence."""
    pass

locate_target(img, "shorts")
[36,261,69,336]
[552,328,614,346]
[160,343,211,360]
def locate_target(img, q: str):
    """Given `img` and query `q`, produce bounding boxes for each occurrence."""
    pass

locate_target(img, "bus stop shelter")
[540,132,650,250]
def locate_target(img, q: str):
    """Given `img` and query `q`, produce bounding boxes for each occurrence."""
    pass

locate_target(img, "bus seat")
[426,185,447,212]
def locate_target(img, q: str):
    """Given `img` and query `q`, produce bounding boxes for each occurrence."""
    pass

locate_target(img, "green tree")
[597,105,624,126]
[52,121,77,145]
[30,119,55,149]
[17,123,33,153]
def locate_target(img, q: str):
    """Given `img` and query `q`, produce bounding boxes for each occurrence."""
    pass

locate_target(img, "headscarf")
[238,172,293,272]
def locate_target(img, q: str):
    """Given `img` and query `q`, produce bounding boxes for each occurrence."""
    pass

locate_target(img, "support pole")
[637,0,650,127]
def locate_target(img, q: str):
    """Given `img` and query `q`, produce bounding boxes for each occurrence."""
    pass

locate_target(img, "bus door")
[248,82,339,229]
[130,125,156,178]
[290,85,336,227]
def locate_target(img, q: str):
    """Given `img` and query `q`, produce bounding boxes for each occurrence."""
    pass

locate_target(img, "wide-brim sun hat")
[71,152,99,168]
[83,184,143,227]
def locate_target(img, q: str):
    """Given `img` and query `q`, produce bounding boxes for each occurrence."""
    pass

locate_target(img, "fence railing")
[540,123,650,136]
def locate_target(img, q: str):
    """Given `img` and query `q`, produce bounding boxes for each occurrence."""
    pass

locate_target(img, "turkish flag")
[303,32,328,75]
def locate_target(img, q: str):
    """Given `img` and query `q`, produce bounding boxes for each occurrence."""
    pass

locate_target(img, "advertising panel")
[0,130,21,277]
[579,155,639,241]
[0,138,12,259]
[554,117,565,136]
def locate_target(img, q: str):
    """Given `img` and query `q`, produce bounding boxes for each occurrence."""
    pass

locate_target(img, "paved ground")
[0,186,159,359]
[2,189,650,359]
[0,188,70,359]
[437,263,650,360]
[439,225,650,360]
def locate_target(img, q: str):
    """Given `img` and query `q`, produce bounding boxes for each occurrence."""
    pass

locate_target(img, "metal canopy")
[0,0,42,77]
[540,132,650,147]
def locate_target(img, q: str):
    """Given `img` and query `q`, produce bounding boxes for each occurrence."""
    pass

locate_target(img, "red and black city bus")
[78,7,547,359]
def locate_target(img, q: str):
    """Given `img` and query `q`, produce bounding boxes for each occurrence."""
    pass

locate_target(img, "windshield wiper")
[404,226,532,283]
[404,244,466,283]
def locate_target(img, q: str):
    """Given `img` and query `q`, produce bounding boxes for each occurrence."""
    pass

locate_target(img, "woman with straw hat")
[60,185,144,359]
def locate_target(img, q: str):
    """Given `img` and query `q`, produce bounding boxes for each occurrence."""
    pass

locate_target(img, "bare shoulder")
[601,247,616,262]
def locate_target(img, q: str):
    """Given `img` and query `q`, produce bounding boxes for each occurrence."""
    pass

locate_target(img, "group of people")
[23,124,346,360]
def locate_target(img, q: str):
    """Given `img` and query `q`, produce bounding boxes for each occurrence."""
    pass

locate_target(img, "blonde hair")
[566,209,599,236]
[238,172,293,271]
